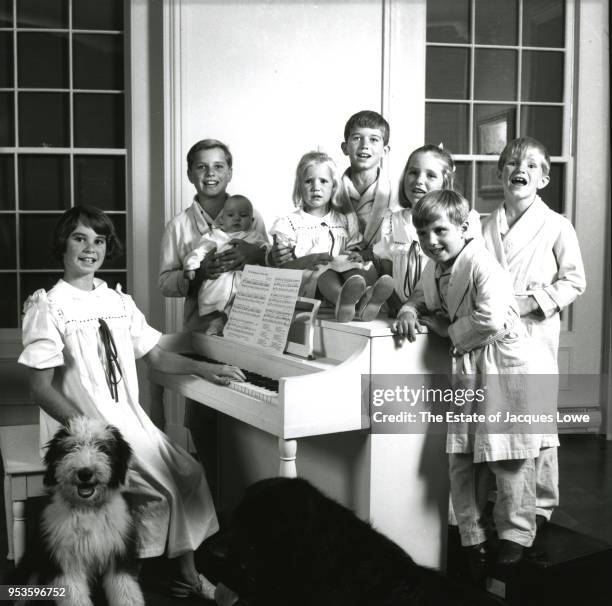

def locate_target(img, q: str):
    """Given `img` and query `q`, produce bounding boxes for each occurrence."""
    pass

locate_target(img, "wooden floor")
[552,434,612,544]
[1,434,611,605]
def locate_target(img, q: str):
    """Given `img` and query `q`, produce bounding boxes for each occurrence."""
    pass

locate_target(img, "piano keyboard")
[180,352,280,404]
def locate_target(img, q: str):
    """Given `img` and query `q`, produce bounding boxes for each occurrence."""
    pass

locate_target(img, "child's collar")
[502,194,541,227]
[344,166,380,195]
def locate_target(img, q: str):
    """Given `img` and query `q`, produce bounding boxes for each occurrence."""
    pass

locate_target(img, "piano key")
[228,380,277,404]
[178,351,279,402]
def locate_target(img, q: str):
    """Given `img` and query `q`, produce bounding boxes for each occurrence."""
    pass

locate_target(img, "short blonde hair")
[412,189,470,229]
[187,139,232,170]
[292,151,342,210]
[497,137,551,176]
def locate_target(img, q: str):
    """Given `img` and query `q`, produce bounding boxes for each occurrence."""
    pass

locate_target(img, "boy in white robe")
[393,190,552,575]
[482,137,586,530]
[337,110,392,263]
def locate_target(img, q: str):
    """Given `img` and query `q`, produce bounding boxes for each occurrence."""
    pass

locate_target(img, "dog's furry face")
[44,417,132,508]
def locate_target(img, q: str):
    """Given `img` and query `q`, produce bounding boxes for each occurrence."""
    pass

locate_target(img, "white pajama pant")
[535,446,559,520]
[449,453,536,548]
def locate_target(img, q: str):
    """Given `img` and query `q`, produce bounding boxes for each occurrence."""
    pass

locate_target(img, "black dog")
[220,477,490,606]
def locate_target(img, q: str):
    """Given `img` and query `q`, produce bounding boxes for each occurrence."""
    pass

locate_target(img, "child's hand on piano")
[392,308,421,342]
[197,363,246,386]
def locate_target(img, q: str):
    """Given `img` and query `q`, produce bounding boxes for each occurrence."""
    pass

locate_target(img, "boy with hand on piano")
[393,189,549,576]
[183,194,268,334]
[374,144,482,317]
[270,150,393,323]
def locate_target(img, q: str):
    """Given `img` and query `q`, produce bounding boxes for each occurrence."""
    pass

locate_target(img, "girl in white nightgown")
[270,151,393,322]
[18,205,245,601]
[374,144,481,316]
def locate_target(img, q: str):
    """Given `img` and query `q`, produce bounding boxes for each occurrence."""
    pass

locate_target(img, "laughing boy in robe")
[482,136,586,535]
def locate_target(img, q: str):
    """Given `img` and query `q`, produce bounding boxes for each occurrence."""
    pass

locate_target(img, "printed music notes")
[223,265,302,354]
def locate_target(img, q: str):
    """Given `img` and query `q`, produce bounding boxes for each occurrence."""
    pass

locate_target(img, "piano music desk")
[152,319,451,570]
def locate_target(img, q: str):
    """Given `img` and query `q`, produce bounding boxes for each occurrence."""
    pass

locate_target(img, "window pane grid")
[0,28,122,34]
[68,2,74,208]
[426,0,571,213]
[3,209,126,215]
[426,99,563,107]
[0,147,127,154]
[468,1,476,189]
[1,0,126,329]
[516,0,523,134]
[11,2,19,322]
[427,42,566,53]
[0,88,124,93]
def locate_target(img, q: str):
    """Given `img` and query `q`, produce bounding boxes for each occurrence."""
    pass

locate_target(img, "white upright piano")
[151,318,451,569]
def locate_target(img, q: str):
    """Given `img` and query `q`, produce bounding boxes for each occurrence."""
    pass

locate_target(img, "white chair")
[0,424,45,563]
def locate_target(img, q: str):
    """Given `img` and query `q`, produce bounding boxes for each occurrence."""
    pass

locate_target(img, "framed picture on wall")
[477,110,515,198]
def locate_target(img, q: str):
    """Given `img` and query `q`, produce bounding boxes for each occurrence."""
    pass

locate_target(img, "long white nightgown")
[18,278,218,558]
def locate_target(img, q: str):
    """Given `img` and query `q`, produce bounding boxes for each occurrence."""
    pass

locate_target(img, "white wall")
[179,0,384,228]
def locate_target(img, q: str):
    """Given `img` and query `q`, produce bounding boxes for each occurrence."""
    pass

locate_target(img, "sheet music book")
[223,264,302,354]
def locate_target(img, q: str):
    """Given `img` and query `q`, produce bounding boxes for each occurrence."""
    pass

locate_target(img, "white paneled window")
[425,0,572,215]
[0,0,127,332]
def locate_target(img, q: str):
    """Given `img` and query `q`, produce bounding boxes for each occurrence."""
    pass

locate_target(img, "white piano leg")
[12,500,26,565]
[278,438,297,478]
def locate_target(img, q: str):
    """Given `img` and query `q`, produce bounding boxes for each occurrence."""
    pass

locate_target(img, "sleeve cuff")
[531,289,558,319]
[397,303,419,318]
[134,328,162,359]
[18,346,64,369]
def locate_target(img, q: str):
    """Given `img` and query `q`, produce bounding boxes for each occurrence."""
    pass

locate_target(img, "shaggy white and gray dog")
[30,417,144,606]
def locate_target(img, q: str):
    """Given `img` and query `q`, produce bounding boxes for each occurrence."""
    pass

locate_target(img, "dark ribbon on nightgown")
[98,318,123,402]
[321,222,336,255]
[403,240,422,297]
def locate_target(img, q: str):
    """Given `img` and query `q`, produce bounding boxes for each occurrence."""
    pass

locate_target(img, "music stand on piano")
[284,297,320,359]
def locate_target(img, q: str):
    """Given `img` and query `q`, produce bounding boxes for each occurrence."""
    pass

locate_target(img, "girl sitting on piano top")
[18,205,245,601]
[270,151,394,322]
